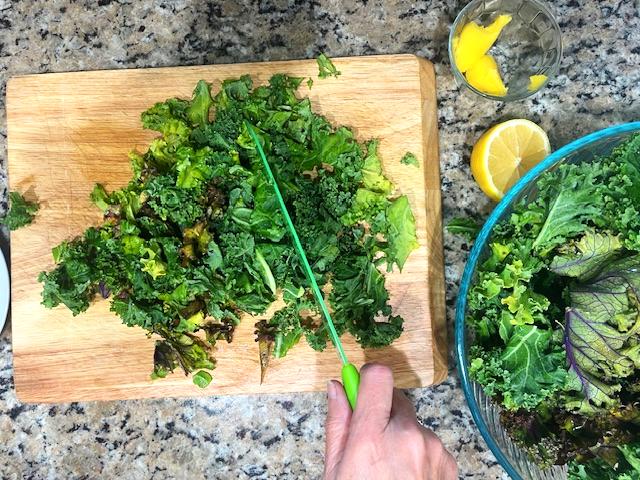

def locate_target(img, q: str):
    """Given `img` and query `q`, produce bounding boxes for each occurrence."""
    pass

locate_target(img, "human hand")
[324,363,458,480]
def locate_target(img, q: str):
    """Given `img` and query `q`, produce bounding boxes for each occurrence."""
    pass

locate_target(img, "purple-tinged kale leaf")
[550,231,623,281]
[563,254,640,413]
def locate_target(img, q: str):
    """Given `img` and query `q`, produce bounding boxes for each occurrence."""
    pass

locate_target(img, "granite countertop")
[0,1,638,478]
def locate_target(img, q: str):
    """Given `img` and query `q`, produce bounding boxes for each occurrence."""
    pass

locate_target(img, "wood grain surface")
[6,54,446,403]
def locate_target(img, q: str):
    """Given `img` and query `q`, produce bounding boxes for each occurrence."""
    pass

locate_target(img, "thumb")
[324,380,351,479]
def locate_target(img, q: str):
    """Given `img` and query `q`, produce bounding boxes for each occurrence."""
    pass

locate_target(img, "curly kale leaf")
[142,80,213,133]
[500,325,566,401]
[151,330,216,381]
[192,370,213,388]
[468,247,548,343]
[384,195,419,271]
[531,163,605,252]
[361,140,394,194]
[39,266,93,315]
[471,326,567,410]
[111,297,168,330]
[187,80,213,126]
[145,175,205,228]
[141,98,190,132]
[341,188,388,226]
[270,304,306,358]
[261,256,403,355]
[569,441,640,479]
[90,184,111,212]
[175,147,214,189]
[331,256,403,348]
[337,140,418,271]
[1,191,39,230]
[317,53,341,79]
[400,152,419,167]
[40,75,417,384]
[39,227,125,315]
[246,176,286,242]
[256,298,325,358]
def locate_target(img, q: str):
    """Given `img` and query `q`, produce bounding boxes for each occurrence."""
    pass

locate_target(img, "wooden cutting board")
[6,54,446,403]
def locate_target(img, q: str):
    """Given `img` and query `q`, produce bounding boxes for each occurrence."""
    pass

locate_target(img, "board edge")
[416,57,448,385]
[4,53,422,83]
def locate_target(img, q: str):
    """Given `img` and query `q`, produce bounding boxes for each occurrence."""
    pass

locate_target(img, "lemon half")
[470,119,551,201]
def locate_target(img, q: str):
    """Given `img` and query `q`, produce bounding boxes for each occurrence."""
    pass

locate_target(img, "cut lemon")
[470,119,551,201]
[452,14,512,73]
[465,54,508,96]
[528,74,548,92]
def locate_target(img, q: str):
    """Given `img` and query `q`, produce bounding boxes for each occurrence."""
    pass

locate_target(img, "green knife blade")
[245,121,360,409]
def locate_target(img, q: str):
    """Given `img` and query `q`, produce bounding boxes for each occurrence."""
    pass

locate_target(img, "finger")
[438,451,458,480]
[351,363,394,431]
[390,388,417,425]
[422,430,458,480]
[324,380,352,479]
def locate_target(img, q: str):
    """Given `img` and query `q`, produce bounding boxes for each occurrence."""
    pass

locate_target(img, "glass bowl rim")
[447,0,563,102]
[454,122,640,479]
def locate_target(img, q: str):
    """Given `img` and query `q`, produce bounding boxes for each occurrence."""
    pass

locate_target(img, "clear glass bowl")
[455,122,640,480]
[448,0,562,101]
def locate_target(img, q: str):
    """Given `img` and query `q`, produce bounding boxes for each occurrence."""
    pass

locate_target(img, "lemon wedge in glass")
[465,55,508,96]
[452,14,512,73]
[528,74,548,92]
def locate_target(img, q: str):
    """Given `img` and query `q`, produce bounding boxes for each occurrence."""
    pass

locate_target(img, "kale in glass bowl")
[456,123,640,479]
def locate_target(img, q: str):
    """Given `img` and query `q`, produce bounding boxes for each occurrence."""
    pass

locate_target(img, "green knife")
[245,121,361,410]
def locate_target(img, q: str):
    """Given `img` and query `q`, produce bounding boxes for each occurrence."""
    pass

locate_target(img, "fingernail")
[360,362,377,371]
[327,381,336,399]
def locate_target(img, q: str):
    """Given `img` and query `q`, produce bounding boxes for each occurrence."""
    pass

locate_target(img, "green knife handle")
[341,363,360,410]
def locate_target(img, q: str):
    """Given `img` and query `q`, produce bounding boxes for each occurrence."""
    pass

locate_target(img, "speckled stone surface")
[0,1,638,478]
